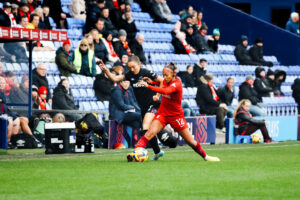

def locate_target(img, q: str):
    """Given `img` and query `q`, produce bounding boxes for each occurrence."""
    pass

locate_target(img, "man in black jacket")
[239,75,266,116]
[118,10,138,43]
[192,58,207,86]
[185,25,201,53]
[249,38,273,67]
[217,77,234,117]
[254,67,273,99]
[196,74,228,130]
[177,65,195,87]
[100,7,118,37]
[33,64,51,101]
[234,35,261,66]
[0,2,12,27]
[129,34,146,64]
[93,71,114,101]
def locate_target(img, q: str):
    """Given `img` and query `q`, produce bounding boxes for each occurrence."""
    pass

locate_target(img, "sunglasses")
[80,44,88,47]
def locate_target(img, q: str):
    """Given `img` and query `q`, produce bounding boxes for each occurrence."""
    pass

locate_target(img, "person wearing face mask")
[73,38,97,76]
[254,67,274,99]
[239,75,266,117]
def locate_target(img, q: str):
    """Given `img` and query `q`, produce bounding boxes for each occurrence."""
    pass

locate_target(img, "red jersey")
[147,77,183,116]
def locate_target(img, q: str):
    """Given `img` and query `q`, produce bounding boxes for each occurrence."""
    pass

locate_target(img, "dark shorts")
[141,103,160,118]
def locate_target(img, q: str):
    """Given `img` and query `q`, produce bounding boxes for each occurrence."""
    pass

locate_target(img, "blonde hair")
[233,99,251,119]
[84,33,94,50]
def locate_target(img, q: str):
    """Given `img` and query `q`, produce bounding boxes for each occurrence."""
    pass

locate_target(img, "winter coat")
[118,16,138,42]
[151,1,172,23]
[192,62,207,86]
[102,16,118,37]
[234,43,252,65]
[32,68,51,100]
[249,44,273,67]
[55,47,77,77]
[254,67,273,99]
[274,70,286,96]
[101,38,119,63]
[129,39,146,64]
[0,9,11,27]
[85,2,102,32]
[196,77,220,115]
[235,107,265,135]
[238,81,261,105]
[113,40,130,57]
[207,37,219,53]
[177,71,194,88]
[292,78,300,106]
[42,0,64,25]
[109,84,141,124]
[52,84,77,110]
[172,37,189,54]
[186,33,200,52]
[72,48,97,76]
[9,85,28,104]
[94,39,108,61]
[93,72,114,101]
[217,85,234,106]
[69,0,86,20]
[285,18,299,34]
[198,34,212,53]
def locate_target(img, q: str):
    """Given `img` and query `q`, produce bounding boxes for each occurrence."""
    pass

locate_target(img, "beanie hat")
[38,86,48,95]
[213,28,220,36]
[246,75,253,81]
[200,23,208,30]
[241,35,248,41]
[63,39,71,46]
[255,37,263,44]
[267,69,274,76]
[119,29,127,37]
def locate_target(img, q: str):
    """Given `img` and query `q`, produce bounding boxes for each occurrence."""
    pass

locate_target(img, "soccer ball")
[132,148,148,162]
[251,133,263,143]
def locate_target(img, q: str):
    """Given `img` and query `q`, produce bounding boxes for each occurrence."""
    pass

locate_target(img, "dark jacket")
[33,68,51,100]
[285,18,299,34]
[207,37,219,53]
[177,71,194,87]
[292,78,300,106]
[55,47,77,77]
[235,107,265,135]
[85,2,102,33]
[238,81,260,105]
[109,84,141,124]
[9,85,28,104]
[254,67,273,99]
[234,41,261,66]
[113,40,130,57]
[198,34,212,53]
[186,32,203,53]
[42,0,64,26]
[129,39,146,64]
[192,62,206,86]
[102,16,118,37]
[196,77,220,115]
[73,48,97,76]
[172,37,189,54]
[0,9,11,27]
[249,44,273,67]
[93,72,114,101]
[118,16,138,42]
[217,85,234,106]
[274,70,286,96]
[94,39,108,61]
[52,84,77,110]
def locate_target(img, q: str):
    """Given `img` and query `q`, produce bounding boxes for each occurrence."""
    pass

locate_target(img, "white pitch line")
[0,143,299,162]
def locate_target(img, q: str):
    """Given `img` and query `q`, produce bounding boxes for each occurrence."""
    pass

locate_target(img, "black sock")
[142,130,160,154]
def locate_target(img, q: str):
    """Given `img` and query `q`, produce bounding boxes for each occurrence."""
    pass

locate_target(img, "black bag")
[75,113,104,135]
[10,133,38,149]
[75,133,94,153]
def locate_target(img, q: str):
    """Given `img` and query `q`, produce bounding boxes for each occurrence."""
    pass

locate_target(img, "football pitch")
[0,141,300,200]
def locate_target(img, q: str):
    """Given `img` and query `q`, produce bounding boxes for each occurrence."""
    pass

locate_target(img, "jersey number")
[176,118,185,127]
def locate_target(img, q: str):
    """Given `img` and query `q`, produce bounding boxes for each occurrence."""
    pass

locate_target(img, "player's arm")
[139,80,176,95]
[99,60,124,82]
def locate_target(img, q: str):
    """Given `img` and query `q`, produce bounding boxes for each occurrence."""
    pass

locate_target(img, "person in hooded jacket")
[234,35,261,66]
[249,38,273,67]
[254,67,273,99]
[274,70,286,96]
[292,78,300,113]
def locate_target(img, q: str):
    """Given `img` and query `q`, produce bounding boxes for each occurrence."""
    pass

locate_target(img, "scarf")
[122,41,132,56]
[38,96,47,110]
[197,20,202,29]
[181,40,191,54]
[4,10,17,27]
[208,83,219,101]
[107,41,119,58]
[112,0,119,9]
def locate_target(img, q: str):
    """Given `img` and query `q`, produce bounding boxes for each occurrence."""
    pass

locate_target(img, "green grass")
[0,142,300,200]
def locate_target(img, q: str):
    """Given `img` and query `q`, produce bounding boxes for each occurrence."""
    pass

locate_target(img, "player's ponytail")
[165,62,178,75]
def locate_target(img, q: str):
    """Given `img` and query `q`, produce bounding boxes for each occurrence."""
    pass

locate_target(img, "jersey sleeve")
[147,81,178,95]
[144,69,158,81]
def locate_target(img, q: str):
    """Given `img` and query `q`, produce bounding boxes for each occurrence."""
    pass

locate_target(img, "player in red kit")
[127,62,220,162]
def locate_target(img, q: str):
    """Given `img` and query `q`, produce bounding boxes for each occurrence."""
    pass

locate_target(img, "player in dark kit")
[128,62,220,162]
[100,56,165,160]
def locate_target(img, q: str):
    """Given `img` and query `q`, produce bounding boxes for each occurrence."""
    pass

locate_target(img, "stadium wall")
[167,0,300,66]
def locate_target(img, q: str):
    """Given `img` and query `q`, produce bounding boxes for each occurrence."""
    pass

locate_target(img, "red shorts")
[153,113,189,132]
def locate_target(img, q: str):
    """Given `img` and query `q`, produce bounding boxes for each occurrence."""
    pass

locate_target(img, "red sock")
[135,136,149,149]
[193,142,207,158]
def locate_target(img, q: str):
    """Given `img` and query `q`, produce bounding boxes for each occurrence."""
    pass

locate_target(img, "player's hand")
[153,95,160,102]
[61,13,66,19]
[143,77,153,84]
[138,80,148,87]
[99,60,108,73]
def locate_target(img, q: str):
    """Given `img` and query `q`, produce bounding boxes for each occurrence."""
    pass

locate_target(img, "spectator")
[42,6,52,29]
[292,78,300,113]
[85,0,105,33]
[266,69,275,92]
[254,67,273,99]
[32,7,47,29]
[179,5,194,19]
[234,35,261,66]
[26,13,39,29]
[0,2,15,27]
[73,38,97,76]
[198,24,213,54]
[94,18,106,37]
[118,10,138,43]
[217,77,235,118]
[185,24,201,53]
[182,100,195,117]
[52,78,81,121]
[285,12,299,35]
[249,38,273,67]
[199,23,208,37]
[17,15,28,28]
[238,75,266,116]
[93,68,115,101]
[233,99,273,143]
[110,0,126,25]
[196,74,228,130]
[101,7,118,37]
[9,75,29,104]
[42,0,68,29]
[101,31,119,63]
[27,0,36,13]
[129,34,146,64]
[37,86,51,110]
[177,65,195,87]
[113,29,132,57]
[196,11,204,30]
[192,58,207,86]
[11,4,19,18]
[109,79,142,129]
[151,0,172,23]
[3,40,28,63]
[174,15,193,34]
[17,3,30,23]
[69,0,86,20]
[33,64,51,101]
[114,54,129,73]
[273,70,286,96]
[55,39,77,77]
[84,33,95,51]
[172,31,195,54]
[208,28,220,53]
[90,29,108,62]
[4,71,19,97]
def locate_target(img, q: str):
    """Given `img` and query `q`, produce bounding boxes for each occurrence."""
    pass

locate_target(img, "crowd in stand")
[0,0,299,148]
